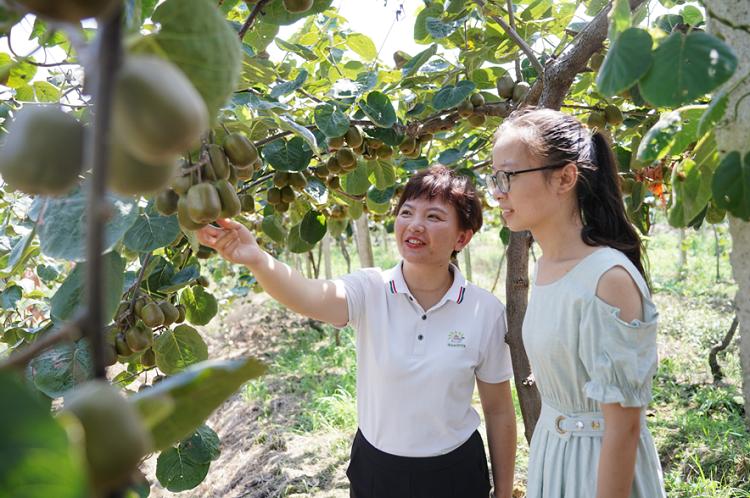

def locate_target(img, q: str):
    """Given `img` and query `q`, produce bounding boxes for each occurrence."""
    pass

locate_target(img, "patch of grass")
[245,322,358,434]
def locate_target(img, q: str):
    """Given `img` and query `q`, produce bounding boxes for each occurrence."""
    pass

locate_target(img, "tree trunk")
[322,233,332,279]
[354,215,374,268]
[707,0,750,428]
[505,231,541,443]
[463,246,473,282]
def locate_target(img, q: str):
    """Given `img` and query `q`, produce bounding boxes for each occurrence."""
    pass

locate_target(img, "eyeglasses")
[486,163,567,196]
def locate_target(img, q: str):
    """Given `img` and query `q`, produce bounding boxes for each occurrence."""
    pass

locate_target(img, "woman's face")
[490,130,562,233]
[394,196,472,266]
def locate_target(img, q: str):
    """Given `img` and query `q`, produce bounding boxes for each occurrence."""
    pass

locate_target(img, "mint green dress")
[522,247,666,498]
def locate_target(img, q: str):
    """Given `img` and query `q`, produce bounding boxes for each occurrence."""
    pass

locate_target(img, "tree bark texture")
[707,0,750,427]
[354,215,374,268]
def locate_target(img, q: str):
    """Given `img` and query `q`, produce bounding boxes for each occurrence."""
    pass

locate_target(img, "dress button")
[421,315,427,320]
[418,334,423,340]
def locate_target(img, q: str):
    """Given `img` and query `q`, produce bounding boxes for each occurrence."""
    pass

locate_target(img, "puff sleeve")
[579,295,659,407]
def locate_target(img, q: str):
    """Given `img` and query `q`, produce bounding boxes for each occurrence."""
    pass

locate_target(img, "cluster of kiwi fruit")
[495,74,531,104]
[0,53,208,200]
[266,170,307,213]
[457,92,489,127]
[104,292,187,367]
[154,132,259,231]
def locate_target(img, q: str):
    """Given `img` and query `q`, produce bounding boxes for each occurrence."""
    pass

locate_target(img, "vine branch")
[473,0,544,76]
[0,316,84,372]
[238,0,273,40]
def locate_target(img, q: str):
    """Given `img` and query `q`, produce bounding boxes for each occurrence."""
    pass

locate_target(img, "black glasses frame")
[487,163,568,195]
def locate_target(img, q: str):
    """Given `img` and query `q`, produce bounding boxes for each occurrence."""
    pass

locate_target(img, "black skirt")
[346,429,491,498]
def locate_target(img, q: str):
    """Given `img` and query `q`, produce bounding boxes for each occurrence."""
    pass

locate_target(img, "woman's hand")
[196,218,262,267]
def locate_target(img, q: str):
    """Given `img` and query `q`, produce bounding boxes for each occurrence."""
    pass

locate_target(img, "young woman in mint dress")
[488,108,666,498]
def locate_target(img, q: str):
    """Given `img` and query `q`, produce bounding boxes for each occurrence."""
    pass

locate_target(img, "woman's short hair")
[394,164,483,234]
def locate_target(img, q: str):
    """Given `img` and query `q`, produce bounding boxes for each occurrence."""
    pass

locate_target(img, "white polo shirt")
[335,261,513,457]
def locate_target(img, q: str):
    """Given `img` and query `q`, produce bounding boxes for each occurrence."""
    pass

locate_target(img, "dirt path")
[141,294,352,498]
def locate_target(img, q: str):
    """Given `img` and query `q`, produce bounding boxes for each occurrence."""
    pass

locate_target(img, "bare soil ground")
[141,294,352,498]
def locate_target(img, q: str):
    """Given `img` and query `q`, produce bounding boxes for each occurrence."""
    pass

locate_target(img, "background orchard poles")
[707,1,750,427]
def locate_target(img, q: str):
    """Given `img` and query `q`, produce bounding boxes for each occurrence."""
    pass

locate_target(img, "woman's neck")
[402,260,454,305]
[531,211,588,262]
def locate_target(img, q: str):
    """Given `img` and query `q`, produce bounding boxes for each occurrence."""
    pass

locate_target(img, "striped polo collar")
[385,261,468,304]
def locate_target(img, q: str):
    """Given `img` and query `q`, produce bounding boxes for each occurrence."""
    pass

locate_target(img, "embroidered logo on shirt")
[447,331,466,348]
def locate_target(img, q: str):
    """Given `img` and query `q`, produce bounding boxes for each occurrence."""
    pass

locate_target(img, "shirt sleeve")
[333,268,382,330]
[579,295,659,407]
[476,307,514,383]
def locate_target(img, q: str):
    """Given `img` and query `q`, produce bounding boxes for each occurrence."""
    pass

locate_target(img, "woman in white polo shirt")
[196,165,517,498]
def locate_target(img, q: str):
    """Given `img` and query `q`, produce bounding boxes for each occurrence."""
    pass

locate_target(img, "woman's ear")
[454,229,474,252]
[557,162,578,194]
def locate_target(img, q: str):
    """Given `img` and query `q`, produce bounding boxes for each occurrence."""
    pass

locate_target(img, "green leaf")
[300,211,327,244]
[668,133,720,227]
[155,446,209,492]
[698,91,729,137]
[367,160,396,190]
[359,92,397,128]
[179,425,220,463]
[123,202,181,253]
[31,184,138,262]
[712,151,750,221]
[367,186,395,204]
[0,227,37,278]
[639,31,738,107]
[415,4,444,43]
[0,285,22,309]
[401,44,437,77]
[365,127,404,147]
[155,424,220,491]
[342,161,371,196]
[596,28,653,97]
[0,371,87,498]
[31,81,60,102]
[28,339,93,398]
[158,265,201,293]
[346,33,377,61]
[143,0,242,121]
[286,223,313,254]
[314,104,350,138]
[270,69,308,99]
[154,324,209,375]
[179,287,218,326]
[261,215,287,243]
[500,227,511,245]
[50,252,125,324]
[262,136,313,172]
[256,0,333,25]
[608,0,631,41]
[680,5,703,26]
[636,106,705,164]
[132,358,266,450]
[6,60,35,89]
[432,80,476,111]
[425,16,459,39]
[274,38,317,61]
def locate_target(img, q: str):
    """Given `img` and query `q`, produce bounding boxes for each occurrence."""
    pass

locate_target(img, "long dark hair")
[496,108,647,279]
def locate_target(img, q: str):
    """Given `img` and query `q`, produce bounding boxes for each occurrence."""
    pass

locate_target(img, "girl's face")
[490,130,565,232]
[394,196,472,266]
